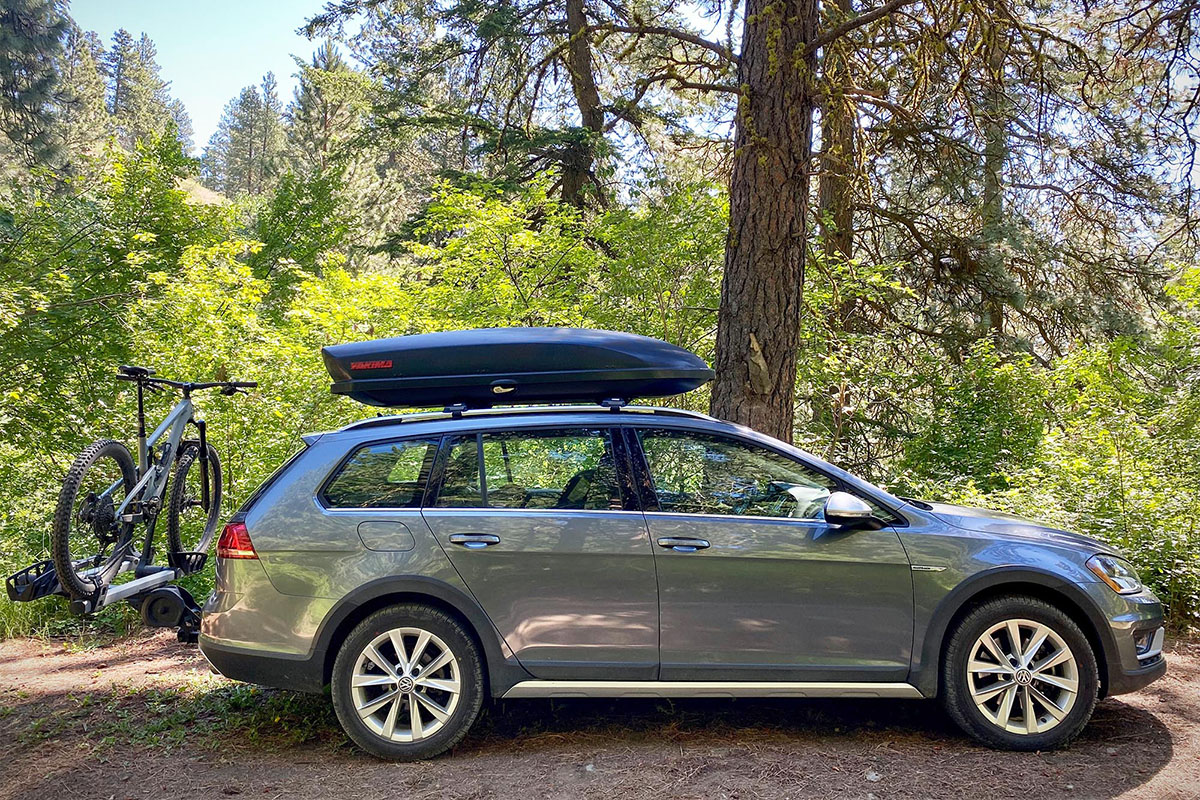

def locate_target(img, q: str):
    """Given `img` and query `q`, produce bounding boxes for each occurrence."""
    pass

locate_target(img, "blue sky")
[70,0,333,152]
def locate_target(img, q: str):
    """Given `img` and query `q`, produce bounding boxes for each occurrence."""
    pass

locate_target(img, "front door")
[631,426,914,682]
[421,426,659,680]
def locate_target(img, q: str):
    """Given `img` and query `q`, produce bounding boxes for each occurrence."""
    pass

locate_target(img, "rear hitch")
[137,585,202,643]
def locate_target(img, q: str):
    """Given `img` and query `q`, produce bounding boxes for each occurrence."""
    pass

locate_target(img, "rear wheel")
[942,595,1099,750]
[331,604,484,761]
[51,439,137,600]
[167,442,222,558]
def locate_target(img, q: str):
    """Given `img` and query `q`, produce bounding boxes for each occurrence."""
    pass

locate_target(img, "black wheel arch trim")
[911,566,1119,697]
[309,574,534,696]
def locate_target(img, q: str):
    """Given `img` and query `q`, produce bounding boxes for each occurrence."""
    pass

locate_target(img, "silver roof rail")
[334,404,718,434]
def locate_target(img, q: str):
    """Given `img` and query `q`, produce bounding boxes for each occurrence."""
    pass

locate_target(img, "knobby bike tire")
[167,442,223,557]
[51,439,137,600]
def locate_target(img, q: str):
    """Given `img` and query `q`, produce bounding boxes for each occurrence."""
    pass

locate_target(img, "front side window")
[637,429,837,519]
[433,428,623,510]
[323,438,438,508]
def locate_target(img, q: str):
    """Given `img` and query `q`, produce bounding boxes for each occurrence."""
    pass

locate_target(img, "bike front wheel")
[51,439,138,600]
[167,442,223,558]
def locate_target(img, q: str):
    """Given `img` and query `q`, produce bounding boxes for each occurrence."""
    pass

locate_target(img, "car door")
[629,426,914,682]
[420,425,659,680]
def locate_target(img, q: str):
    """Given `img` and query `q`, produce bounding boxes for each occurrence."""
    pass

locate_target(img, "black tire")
[51,439,137,600]
[942,595,1099,750]
[331,604,485,761]
[167,443,222,557]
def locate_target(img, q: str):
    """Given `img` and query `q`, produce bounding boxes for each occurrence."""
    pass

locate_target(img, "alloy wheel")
[966,617,1080,735]
[350,626,462,743]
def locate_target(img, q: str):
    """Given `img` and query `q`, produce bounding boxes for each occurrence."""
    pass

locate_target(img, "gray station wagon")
[200,403,1167,760]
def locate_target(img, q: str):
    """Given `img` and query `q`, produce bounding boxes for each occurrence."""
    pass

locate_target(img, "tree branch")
[587,23,737,63]
[803,0,923,57]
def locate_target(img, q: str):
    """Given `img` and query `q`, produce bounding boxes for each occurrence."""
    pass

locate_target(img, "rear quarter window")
[322,438,438,508]
[236,443,310,515]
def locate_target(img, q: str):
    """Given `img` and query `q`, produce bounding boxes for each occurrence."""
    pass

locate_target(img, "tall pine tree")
[54,23,109,159]
[101,28,174,149]
[0,0,67,166]
[202,73,285,196]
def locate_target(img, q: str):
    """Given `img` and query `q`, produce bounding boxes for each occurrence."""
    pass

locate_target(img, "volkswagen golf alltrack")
[199,403,1167,760]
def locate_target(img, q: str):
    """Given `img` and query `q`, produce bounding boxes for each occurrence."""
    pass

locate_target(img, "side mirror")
[824,491,881,529]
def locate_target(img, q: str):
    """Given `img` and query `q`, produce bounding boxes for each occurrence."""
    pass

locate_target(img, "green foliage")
[901,341,1049,491]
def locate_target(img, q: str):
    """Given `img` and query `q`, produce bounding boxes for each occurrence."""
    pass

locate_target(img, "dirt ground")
[1,632,1197,800]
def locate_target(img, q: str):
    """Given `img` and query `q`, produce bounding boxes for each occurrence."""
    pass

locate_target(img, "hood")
[925,502,1114,554]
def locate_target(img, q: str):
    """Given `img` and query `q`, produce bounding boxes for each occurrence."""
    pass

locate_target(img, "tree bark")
[818,0,856,262]
[562,0,604,207]
[980,0,1010,338]
[710,0,820,443]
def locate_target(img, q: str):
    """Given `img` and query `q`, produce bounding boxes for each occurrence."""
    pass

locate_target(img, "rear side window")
[323,438,438,508]
[432,428,624,511]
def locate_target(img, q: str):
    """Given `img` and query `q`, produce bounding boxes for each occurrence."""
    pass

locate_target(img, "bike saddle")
[117,365,156,377]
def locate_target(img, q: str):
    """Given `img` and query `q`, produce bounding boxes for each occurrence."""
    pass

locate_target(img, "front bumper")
[1092,584,1167,697]
[1107,650,1167,695]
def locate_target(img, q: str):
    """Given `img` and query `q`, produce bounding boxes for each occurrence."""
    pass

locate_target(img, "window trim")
[317,435,442,511]
[423,425,638,512]
[625,422,906,526]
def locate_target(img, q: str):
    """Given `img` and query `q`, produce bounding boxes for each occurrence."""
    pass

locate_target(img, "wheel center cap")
[1014,669,1032,686]
[397,676,415,692]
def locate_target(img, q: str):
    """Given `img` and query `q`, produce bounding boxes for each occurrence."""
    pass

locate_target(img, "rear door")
[420,426,659,680]
[630,426,914,682]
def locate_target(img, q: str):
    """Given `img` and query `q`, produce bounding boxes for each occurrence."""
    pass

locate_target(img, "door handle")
[656,536,710,552]
[448,533,501,549]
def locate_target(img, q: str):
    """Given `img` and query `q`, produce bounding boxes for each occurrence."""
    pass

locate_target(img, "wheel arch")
[914,568,1117,698]
[313,576,533,697]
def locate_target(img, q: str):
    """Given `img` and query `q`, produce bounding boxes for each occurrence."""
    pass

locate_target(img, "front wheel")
[331,604,485,761]
[51,439,137,600]
[942,595,1099,750]
[167,442,222,557]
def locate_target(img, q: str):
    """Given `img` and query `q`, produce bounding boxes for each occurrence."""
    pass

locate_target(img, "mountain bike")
[49,365,256,608]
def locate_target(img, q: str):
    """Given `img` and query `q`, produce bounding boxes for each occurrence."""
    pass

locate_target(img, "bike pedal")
[120,513,144,523]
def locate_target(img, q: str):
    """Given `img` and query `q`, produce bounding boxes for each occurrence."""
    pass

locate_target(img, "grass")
[8,673,340,753]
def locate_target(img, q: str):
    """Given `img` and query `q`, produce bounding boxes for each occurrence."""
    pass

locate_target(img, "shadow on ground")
[2,684,1175,800]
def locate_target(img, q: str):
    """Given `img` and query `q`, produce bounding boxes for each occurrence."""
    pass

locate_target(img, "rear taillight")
[217,521,258,559]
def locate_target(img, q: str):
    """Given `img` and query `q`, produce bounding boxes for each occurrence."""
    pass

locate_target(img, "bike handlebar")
[114,371,257,394]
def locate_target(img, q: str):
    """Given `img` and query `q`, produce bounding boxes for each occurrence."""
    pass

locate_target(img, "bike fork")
[197,419,210,510]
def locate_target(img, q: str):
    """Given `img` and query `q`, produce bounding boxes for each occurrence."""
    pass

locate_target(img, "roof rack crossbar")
[333,403,716,433]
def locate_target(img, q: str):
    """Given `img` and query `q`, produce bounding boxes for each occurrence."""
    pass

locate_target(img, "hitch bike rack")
[6,550,207,642]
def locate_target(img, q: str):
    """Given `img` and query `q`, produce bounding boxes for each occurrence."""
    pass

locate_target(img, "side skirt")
[501,681,925,699]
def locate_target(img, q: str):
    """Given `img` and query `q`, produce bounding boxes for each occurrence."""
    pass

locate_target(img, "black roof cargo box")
[322,327,713,408]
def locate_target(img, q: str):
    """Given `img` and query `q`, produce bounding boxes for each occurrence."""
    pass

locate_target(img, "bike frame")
[90,388,203,588]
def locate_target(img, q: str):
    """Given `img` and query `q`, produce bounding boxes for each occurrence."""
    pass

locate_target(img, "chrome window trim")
[640,509,829,525]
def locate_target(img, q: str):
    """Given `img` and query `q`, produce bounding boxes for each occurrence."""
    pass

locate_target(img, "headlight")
[1087,554,1143,594]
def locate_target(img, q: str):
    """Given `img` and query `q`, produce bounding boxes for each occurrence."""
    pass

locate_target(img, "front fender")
[909,566,1120,697]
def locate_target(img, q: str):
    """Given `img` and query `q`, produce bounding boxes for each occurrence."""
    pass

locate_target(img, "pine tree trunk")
[818,0,856,262]
[562,0,603,207]
[980,0,1009,337]
[710,0,820,443]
